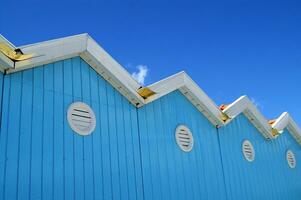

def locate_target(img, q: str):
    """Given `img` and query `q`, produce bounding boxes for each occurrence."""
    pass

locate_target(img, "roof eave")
[146,72,224,126]
[5,33,144,106]
[272,112,301,145]
[223,95,274,139]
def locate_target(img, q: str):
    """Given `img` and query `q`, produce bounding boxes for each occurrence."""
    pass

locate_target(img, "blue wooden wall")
[218,114,301,200]
[137,91,227,200]
[0,57,144,200]
[0,72,4,115]
[0,57,300,200]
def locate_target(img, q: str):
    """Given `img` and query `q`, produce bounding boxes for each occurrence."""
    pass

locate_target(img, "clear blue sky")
[1,0,301,124]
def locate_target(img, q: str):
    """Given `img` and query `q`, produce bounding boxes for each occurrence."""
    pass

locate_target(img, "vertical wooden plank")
[30,67,44,200]
[160,96,180,200]
[106,84,121,199]
[53,61,64,200]
[72,57,85,200]
[137,106,153,200]
[152,99,172,200]
[167,92,186,200]
[63,59,75,200]
[17,70,33,200]
[0,75,11,199]
[190,105,208,200]
[115,92,129,200]
[5,73,22,199]
[145,103,163,200]
[176,94,198,200]
[90,67,103,200]
[129,105,144,200]
[99,78,112,200]
[80,60,94,200]
[122,100,137,200]
[42,63,54,200]
[0,73,4,115]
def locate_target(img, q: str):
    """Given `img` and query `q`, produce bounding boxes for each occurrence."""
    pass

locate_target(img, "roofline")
[272,112,301,145]
[0,33,301,145]
[1,33,145,106]
[222,95,274,138]
[146,71,224,126]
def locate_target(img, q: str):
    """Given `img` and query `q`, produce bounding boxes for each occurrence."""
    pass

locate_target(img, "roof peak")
[0,34,300,145]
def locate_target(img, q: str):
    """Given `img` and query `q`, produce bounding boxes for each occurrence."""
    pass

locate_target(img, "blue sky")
[1,0,301,124]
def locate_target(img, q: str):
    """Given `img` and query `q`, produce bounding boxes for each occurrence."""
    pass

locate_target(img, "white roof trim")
[0,35,15,71]
[222,96,274,139]
[147,71,224,126]
[1,34,144,106]
[272,112,301,145]
[1,34,301,145]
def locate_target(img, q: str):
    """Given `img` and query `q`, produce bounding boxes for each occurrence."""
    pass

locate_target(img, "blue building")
[0,34,300,200]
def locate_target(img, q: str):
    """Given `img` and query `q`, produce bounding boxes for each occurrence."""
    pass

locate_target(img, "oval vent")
[175,125,194,152]
[242,140,255,162]
[286,150,296,169]
[67,102,96,136]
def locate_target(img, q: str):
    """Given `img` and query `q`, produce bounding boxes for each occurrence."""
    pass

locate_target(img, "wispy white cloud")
[131,65,148,85]
[251,97,263,110]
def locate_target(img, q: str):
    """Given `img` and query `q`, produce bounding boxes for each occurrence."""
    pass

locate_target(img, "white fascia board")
[81,35,144,106]
[4,34,144,106]
[146,71,186,101]
[8,34,88,73]
[0,35,16,71]
[272,112,301,145]
[222,95,274,139]
[0,53,13,72]
[146,71,224,126]
[272,112,290,132]
[0,35,16,49]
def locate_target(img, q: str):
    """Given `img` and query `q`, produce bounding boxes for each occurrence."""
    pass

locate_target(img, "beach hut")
[0,34,300,200]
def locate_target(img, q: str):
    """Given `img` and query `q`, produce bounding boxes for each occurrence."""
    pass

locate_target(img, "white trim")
[0,35,16,71]
[222,96,274,139]
[272,112,301,145]
[1,34,301,146]
[0,35,16,49]
[1,34,144,106]
[147,72,224,126]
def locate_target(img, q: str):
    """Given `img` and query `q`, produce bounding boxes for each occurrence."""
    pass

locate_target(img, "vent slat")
[71,113,92,119]
[73,108,90,113]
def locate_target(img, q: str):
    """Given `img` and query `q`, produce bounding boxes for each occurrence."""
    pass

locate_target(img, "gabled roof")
[0,33,300,145]
[0,34,145,106]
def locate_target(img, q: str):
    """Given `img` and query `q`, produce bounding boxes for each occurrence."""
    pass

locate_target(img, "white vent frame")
[67,102,96,136]
[242,140,255,162]
[286,150,296,169]
[175,125,194,152]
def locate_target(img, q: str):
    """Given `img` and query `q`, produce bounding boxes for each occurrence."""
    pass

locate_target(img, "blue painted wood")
[0,57,144,200]
[0,72,4,115]
[0,56,300,200]
[137,91,227,200]
[218,114,301,199]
